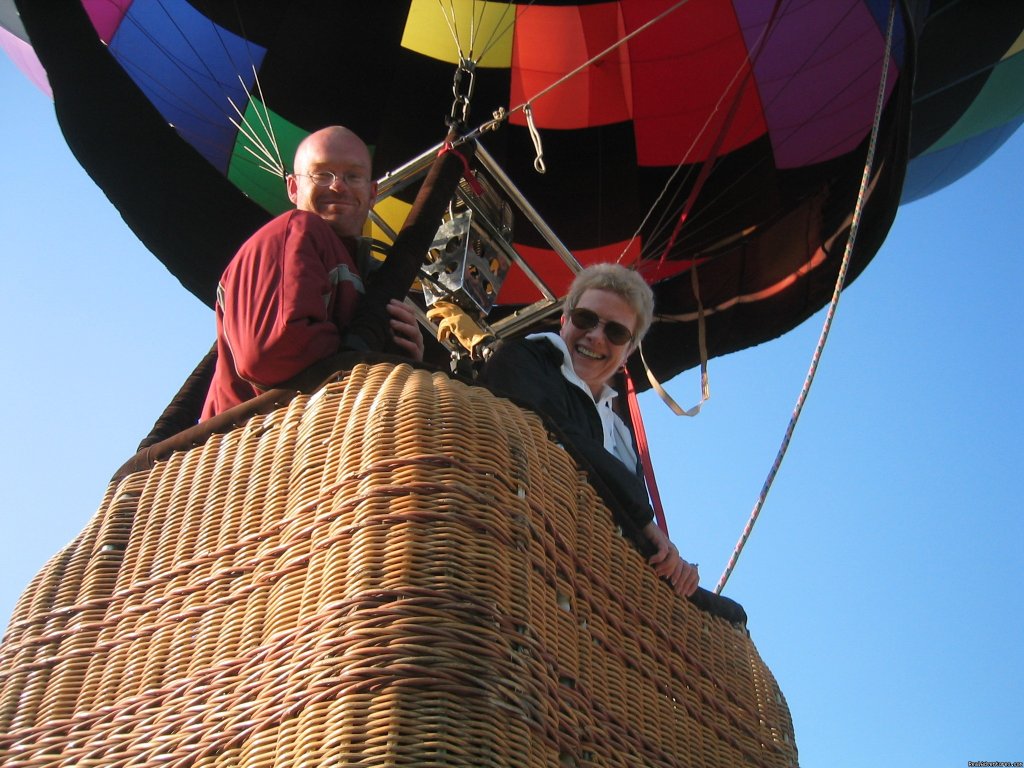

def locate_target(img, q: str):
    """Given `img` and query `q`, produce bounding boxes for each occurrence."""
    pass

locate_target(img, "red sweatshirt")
[201,210,362,420]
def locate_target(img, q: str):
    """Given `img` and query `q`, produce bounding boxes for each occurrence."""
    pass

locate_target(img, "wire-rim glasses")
[293,170,371,189]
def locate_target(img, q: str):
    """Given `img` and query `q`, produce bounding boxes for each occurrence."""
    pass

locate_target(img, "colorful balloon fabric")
[2,0,1022,385]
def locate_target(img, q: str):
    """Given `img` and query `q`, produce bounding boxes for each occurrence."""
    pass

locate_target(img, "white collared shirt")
[526,332,639,471]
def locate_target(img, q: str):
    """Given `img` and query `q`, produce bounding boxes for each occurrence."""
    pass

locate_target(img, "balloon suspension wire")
[618,0,783,267]
[621,1,783,426]
[436,0,521,68]
[227,68,286,177]
[224,0,285,176]
[714,0,898,596]
[514,0,690,116]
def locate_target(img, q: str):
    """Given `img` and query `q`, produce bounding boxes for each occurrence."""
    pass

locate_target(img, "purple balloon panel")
[734,0,904,168]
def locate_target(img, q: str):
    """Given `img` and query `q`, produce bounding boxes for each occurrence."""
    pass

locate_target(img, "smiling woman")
[479,263,700,597]
[562,292,637,397]
[559,264,653,397]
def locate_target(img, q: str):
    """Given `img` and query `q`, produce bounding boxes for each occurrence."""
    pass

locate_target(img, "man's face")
[559,288,638,396]
[287,128,377,238]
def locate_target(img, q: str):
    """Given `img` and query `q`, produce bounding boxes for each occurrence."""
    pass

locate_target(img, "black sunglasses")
[567,307,634,346]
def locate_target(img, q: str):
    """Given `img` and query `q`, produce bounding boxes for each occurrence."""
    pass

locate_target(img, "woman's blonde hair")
[564,263,655,345]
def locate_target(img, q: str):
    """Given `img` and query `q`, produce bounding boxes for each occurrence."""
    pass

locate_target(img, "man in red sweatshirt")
[201,126,422,420]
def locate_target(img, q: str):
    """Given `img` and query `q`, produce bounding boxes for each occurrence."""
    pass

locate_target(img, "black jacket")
[478,336,655,538]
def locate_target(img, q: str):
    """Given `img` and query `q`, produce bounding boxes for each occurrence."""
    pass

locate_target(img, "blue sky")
[1,51,1022,766]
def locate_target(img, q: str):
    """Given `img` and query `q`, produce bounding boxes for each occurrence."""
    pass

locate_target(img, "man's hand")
[642,521,699,597]
[387,299,424,361]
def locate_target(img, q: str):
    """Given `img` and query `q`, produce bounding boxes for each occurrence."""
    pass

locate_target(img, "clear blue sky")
[1,52,1021,766]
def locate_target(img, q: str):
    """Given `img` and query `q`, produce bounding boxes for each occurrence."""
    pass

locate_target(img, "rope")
[516,0,690,117]
[610,2,777,424]
[714,0,899,595]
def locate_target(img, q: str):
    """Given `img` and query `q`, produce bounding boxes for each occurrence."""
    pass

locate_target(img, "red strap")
[439,140,484,195]
[625,370,668,534]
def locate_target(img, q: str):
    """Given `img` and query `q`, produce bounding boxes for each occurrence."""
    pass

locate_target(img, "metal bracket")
[369,136,584,358]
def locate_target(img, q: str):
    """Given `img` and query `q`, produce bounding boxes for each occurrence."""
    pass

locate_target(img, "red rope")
[625,370,668,534]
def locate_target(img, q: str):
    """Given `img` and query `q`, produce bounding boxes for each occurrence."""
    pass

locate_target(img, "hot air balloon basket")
[0,362,798,767]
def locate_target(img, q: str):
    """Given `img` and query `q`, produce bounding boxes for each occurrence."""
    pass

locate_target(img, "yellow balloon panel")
[402,0,515,67]
[369,195,412,247]
[1006,29,1024,58]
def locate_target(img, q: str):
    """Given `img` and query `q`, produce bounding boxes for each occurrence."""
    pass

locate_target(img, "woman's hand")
[642,521,699,597]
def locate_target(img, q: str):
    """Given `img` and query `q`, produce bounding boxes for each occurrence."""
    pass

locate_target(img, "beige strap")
[640,262,710,417]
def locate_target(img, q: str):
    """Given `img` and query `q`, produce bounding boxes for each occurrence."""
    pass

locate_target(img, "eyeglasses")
[293,171,371,189]
[567,307,634,346]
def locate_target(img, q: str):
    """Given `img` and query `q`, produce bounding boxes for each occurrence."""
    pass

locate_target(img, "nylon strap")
[625,370,668,534]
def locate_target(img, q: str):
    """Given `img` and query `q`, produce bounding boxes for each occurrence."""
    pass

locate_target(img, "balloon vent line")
[714,0,898,596]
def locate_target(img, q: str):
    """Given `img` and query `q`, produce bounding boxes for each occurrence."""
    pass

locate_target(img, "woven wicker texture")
[0,362,797,767]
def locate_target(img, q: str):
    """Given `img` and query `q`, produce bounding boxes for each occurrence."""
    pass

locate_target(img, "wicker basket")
[0,362,797,767]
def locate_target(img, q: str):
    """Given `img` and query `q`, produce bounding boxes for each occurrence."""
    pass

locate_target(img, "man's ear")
[286,174,299,205]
